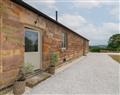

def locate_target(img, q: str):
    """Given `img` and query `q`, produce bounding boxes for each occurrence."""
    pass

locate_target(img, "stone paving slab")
[26,72,51,88]
[27,53,119,95]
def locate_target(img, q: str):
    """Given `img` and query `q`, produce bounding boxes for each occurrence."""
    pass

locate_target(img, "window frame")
[61,32,67,49]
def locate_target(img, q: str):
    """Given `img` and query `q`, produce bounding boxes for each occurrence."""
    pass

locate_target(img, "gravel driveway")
[27,53,119,95]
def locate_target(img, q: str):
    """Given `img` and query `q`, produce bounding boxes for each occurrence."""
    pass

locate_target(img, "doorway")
[24,28,42,70]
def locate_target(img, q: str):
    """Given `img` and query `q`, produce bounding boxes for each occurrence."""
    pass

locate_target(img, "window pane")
[61,32,67,48]
[25,30,38,52]
[64,33,67,48]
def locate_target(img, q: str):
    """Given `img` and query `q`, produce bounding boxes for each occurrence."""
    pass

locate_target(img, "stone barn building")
[0,0,89,90]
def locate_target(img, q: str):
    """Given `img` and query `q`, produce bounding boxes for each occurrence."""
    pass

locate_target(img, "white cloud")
[102,22,119,33]
[39,0,56,8]
[59,14,119,45]
[73,0,103,9]
[59,14,87,30]
[24,0,56,8]
[23,0,119,45]
[24,0,56,4]
[79,22,119,45]
[73,0,118,9]
[110,6,120,20]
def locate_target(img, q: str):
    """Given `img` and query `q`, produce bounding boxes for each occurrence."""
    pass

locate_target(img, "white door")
[24,28,41,70]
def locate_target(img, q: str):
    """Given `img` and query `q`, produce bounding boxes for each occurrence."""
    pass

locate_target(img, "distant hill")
[90,45,108,52]
[90,45,107,48]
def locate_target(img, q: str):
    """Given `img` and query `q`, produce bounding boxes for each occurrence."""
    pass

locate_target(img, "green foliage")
[23,63,34,74]
[90,47,100,52]
[50,53,59,66]
[17,63,34,81]
[90,45,110,52]
[108,34,120,51]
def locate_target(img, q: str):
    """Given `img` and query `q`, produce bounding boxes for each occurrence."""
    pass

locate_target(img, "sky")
[23,0,120,45]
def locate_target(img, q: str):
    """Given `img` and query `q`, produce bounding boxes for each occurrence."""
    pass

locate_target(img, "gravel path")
[27,53,119,95]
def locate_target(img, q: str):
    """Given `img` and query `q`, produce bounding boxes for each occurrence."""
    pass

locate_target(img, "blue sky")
[23,0,120,45]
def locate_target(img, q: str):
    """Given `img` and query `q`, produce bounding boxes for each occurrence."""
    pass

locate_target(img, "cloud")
[23,0,58,19]
[79,22,119,45]
[59,14,87,28]
[23,0,56,8]
[23,0,119,45]
[102,23,119,33]
[59,14,119,45]
[110,6,120,20]
[73,0,118,9]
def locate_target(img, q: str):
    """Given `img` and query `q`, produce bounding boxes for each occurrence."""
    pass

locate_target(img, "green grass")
[110,55,120,63]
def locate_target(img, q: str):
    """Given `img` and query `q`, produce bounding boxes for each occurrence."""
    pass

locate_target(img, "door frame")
[24,25,43,70]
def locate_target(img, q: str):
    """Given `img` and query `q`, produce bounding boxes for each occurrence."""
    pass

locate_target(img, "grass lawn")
[110,55,120,63]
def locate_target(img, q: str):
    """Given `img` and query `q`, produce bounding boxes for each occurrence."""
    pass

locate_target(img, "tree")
[107,34,120,51]
[25,37,33,52]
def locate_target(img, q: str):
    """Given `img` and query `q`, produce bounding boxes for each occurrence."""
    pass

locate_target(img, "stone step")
[25,69,42,79]
[26,72,51,88]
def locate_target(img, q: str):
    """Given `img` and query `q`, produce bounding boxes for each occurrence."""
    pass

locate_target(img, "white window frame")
[61,32,67,50]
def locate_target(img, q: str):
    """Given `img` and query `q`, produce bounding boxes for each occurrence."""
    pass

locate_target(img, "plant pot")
[83,53,86,56]
[48,66,55,74]
[13,80,26,95]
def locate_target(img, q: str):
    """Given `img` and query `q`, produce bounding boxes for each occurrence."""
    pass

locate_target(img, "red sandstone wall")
[0,0,3,89]
[0,0,89,89]
[0,0,24,89]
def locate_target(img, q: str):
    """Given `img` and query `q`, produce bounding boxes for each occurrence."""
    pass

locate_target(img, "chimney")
[56,11,58,21]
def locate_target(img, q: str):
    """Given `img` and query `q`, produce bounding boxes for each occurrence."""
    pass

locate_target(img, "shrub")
[23,63,34,74]
[50,53,59,66]
[90,48,100,52]
[108,34,120,51]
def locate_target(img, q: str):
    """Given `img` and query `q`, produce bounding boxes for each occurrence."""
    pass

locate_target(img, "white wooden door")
[24,28,41,70]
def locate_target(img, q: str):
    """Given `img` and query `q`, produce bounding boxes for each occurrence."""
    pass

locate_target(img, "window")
[25,29,38,52]
[61,32,67,49]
